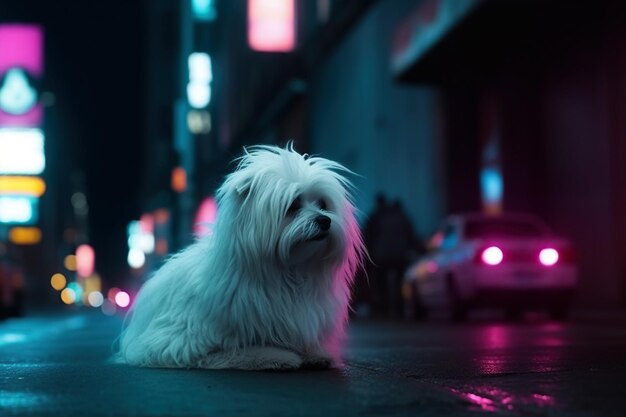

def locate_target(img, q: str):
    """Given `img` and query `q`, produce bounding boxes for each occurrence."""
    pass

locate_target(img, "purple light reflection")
[449,386,558,413]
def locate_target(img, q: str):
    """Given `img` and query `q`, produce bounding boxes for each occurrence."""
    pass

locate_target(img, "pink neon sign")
[248,0,295,52]
[0,24,43,76]
[0,24,43,127]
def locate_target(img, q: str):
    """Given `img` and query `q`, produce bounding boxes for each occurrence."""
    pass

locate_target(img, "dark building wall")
[309,0,626,307]
[538,24,619,307]
[141,0,179,205]
[441,88,482,214]
[310,0,447,237]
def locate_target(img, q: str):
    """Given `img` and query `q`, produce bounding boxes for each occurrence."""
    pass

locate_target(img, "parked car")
[403,213,577,321]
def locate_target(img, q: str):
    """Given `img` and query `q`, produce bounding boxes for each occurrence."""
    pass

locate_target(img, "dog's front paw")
[197,346,303,370]
[255,347,303,371]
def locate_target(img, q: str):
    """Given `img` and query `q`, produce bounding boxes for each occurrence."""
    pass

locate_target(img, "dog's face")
[217,145,358,269]
[278,189,344,267]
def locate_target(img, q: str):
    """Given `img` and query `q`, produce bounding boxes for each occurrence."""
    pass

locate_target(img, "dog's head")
[216,144,363,270]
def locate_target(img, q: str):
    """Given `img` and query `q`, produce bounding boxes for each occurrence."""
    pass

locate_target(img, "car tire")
[446,275,468,322]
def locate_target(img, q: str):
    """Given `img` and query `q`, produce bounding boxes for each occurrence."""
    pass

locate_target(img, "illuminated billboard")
[0,128,45,174]
[247,0,296,52]
[192,0,217,22]
[0,24,43,127]
[0,24,45,231]
[0,195,38,224]
[187,52,212,109]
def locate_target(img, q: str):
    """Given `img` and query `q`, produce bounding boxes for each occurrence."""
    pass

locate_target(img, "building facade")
[141,0,626,308]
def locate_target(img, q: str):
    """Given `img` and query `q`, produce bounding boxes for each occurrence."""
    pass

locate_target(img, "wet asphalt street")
[1,309,626,416]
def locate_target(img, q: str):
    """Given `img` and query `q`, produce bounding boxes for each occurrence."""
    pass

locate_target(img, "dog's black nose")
[316,215,331,231]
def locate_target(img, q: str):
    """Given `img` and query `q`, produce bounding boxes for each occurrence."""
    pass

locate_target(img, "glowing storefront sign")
[0,195,38,224]
[187,52,212,109]
[0,128,45,174]
[191,0,217,21]
[0,176,46,196]
[8,226,42,245]
[0,25,43,76]
[0,68,38,115]
[0,24,45,229]
[248,0,296,52]
[0,24,43,127]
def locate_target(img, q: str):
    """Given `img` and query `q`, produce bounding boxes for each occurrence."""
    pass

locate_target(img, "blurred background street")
[3,0,626,415]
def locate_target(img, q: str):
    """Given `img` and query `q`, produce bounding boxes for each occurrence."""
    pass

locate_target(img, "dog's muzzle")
[311,215,331,241]
[316,215,331,231]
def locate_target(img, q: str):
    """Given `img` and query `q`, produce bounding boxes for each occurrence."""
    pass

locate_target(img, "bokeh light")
[107,287,120,302]
[115,291,130,308]
[101,299,117,316]
[60,288,76,304]
[64,254,77,271]
[87,291,104,308]
[67,282,83,304]
[127,247,145,269]
[76,244,95,277]
[50,273,66,291]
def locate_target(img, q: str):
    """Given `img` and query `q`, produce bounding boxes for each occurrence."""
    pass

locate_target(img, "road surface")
[1,309,626,416]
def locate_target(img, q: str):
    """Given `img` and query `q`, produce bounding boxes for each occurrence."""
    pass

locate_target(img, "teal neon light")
[0,68,37,115]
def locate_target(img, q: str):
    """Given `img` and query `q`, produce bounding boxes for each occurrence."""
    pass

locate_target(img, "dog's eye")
[287,198,301,214]
[317,199,328,211]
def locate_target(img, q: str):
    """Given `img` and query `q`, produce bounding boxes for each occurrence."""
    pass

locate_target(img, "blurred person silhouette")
[351,193,387,318]
[365,195,423,318]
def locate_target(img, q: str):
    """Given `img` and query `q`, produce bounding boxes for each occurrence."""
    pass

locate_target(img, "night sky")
[4,0,145,284]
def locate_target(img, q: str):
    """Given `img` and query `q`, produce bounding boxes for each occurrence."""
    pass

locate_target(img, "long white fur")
[115,144,365,370]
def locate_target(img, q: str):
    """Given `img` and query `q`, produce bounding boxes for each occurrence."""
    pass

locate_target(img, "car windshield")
[464,218,549,238]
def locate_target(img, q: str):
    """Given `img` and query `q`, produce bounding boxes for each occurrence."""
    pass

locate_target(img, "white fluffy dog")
[116,144,365,370]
